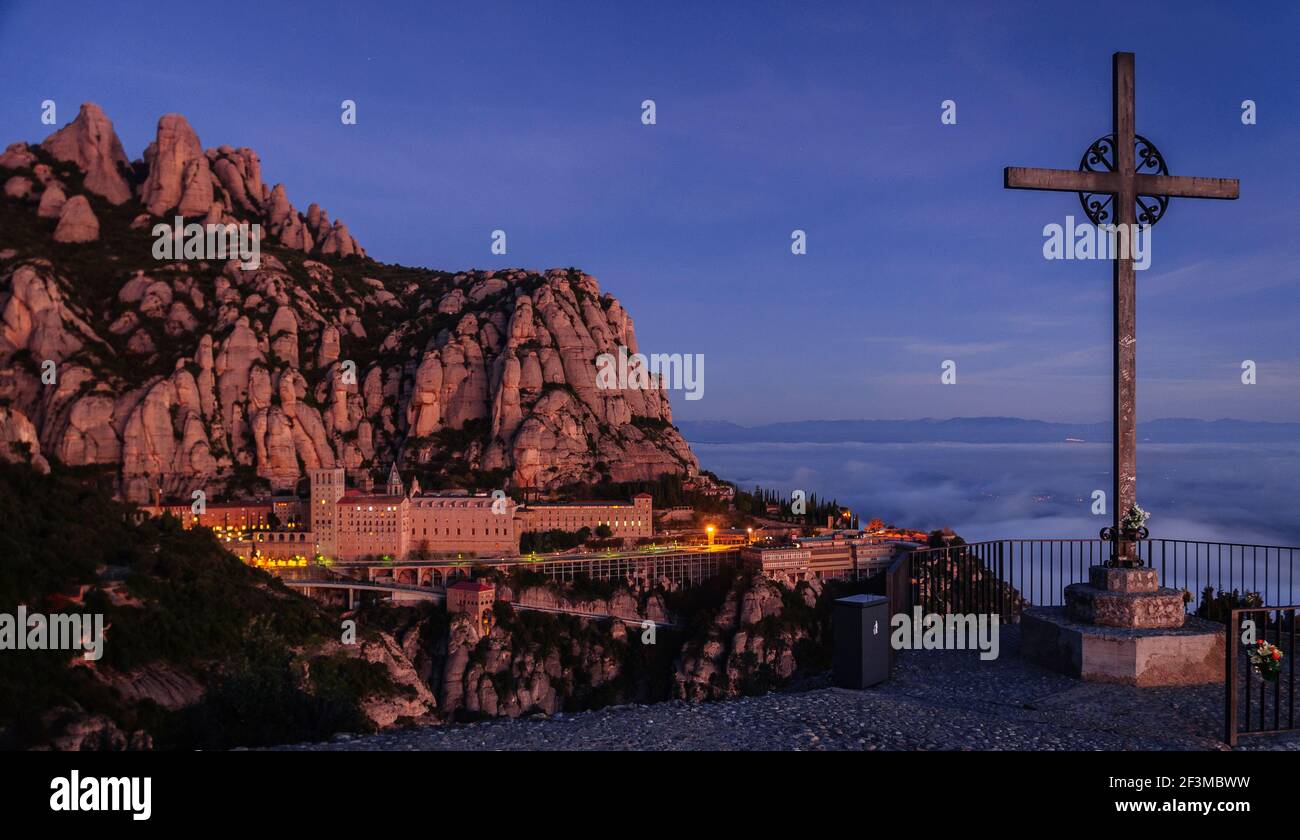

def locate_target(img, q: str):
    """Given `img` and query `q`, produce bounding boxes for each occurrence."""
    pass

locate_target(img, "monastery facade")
[310,466,520,560]
[145,465,655,563]
[516,495,653,540]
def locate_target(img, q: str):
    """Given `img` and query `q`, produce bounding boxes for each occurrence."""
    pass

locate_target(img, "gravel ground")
[269,628,1300,751]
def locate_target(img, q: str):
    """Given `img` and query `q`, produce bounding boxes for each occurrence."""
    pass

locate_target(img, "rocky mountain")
[0,103,697,502]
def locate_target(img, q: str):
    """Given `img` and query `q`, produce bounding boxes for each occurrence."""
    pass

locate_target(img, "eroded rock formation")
[52,195,99,242]
[41,103,132,205]
[0,105,697,502]
[674,575,823,701]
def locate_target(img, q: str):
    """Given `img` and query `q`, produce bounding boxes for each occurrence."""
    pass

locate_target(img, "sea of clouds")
[693,440,1300,547]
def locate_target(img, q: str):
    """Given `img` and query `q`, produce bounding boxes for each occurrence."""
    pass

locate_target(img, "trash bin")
[832,594,892,689]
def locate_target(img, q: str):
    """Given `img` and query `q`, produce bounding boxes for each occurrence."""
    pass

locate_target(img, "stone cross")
[1003,52,1239,564]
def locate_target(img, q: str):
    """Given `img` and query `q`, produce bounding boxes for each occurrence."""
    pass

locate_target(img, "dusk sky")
[2,1,1295,424]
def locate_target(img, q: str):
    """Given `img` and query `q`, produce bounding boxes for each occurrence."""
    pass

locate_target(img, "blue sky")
[2,0,1296,424]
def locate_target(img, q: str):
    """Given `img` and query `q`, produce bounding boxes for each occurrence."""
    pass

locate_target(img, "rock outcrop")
[0,143,36,170]
[0,105,697,502]
[30,103,364,257]
[674,575,823,701]
[36,181,67,218]
[97,662,205,710]
[139,114,211,217]
[4,175,32,199]
[0,406,50,473]
[52,195,99,242]
[439,610,627,719]
[40,103,132,205]
[428,573,831,724]
[38,710,153,751]
[304,630,437,729]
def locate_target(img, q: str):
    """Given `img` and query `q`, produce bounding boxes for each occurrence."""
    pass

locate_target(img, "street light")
[706,524,715,547]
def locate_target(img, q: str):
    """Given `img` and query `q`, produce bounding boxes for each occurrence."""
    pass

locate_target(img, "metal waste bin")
[832,594,891,689]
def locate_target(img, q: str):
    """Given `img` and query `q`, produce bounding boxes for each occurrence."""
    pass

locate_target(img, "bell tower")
[309,467,346,559]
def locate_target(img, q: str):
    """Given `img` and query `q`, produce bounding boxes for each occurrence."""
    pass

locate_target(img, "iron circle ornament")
[1099,525,1150,542]
[1078,134,1171,226]
[1100,525,1149,568]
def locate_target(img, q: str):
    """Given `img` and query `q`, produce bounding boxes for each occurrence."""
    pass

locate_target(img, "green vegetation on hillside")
[0,462,396,749]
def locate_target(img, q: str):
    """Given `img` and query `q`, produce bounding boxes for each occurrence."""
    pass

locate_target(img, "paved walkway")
[269,628,1300,751]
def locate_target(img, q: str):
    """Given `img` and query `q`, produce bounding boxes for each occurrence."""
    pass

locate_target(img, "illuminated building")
[310,466,520,561]
[742,531,905,582]
[144,466,655,564]
[447,579,496,634]
[517,494,652,540]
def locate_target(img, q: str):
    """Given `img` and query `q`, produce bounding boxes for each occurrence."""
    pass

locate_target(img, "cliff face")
[300,630,438,730]
[414,573,837,722]
[674,575,826,701]
[0,104,698,501]
[438,586,672,719]
[439,613,618,719]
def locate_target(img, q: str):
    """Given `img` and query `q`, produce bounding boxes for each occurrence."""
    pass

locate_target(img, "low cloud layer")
[695,441,1300,547]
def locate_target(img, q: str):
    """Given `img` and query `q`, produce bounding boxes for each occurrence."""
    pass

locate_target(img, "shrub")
[1196,586,1263,624]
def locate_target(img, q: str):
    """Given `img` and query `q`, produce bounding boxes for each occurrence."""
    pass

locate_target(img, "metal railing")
[1144,539,1300,612]
[906,538,1300,619]
[1225,606,1298,747]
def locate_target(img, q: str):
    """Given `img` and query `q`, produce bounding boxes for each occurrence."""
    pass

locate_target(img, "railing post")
[1225,608,1238,747]
[1274,608,1283,732]
[998,541,1006,619]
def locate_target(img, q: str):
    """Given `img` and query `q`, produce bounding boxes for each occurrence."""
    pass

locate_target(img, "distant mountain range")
[677,417,1300,445]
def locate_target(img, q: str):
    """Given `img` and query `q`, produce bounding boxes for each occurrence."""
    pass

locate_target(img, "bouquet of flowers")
[1248,639,1284,682]
[1120,503,1150,532]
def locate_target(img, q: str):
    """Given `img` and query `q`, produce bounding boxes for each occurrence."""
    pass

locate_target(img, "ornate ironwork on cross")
[1003,52,1240,568]
[1078,134,1171,226]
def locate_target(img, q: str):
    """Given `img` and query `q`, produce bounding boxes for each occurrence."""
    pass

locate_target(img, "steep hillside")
[0,104,698,502]
[0,462,434,750]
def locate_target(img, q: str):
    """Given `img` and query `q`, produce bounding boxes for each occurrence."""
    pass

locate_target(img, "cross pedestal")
[1022,542,1224,691]
[1021,606,1224,687]
[1024,567,1222,687]
[1064,566,1185,629]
